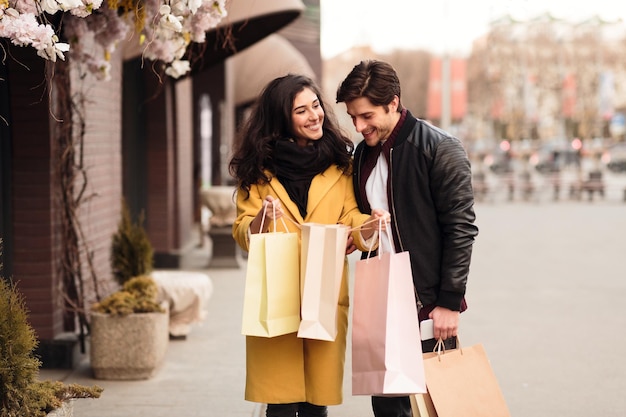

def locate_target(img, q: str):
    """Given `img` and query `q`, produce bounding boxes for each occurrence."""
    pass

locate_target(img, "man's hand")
[428,306,460,341]
[361,209,391,240]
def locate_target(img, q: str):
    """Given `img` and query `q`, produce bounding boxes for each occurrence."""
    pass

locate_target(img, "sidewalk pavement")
[40,246,373,417]
[41,202,626,417]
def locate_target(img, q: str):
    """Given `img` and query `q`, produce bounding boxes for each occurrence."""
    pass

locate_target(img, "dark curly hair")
[229,74,354,198]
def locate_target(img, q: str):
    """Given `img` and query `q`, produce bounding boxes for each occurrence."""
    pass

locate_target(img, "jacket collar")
[393,109,418,147]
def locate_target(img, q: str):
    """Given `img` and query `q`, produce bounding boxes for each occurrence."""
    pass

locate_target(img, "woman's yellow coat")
[232,165,372,406]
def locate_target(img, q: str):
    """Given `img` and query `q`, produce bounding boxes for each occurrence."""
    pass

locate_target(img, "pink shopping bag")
[352,244,426,396]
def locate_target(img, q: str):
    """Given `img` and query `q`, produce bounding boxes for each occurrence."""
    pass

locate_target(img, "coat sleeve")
[336,174,377,252]
[430,136,479,310]
[232,183,301,251]
[232,186,263,252]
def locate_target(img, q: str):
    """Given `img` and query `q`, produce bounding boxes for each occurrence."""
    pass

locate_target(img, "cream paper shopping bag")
[297,223,349,341]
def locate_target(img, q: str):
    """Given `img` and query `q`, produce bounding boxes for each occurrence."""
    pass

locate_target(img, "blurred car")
[488,157,513,175]
[531,148,579,174]
[606,143,626,173]
[485,147,514,175]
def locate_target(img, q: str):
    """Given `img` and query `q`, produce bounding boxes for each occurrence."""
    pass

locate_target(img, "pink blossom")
[9,0,38,15]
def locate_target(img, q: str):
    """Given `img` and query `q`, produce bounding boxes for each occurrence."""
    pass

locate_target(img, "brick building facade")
[0,0,318,368]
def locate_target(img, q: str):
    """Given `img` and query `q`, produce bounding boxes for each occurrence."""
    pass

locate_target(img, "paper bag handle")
[361,218,392,260]
[348,217,380,233]
[358,218,391,262]
[432,336,463,361]
[258,200,289,234]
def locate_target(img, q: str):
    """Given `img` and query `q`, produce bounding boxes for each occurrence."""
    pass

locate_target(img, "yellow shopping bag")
[241,213,300,337]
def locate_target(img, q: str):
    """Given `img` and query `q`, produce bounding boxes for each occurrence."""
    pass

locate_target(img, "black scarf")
[274,139,331,218]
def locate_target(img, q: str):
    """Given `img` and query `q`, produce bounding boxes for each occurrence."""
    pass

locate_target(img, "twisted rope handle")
[433,336,463,362]
[362,217,391,260]
[258,200,290,233]
[276,208,385,234]
[348,216,381,232]
[281,213,302,230]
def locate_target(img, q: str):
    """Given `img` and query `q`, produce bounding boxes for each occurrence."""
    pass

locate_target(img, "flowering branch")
[0,0,76,61]
[0,0,227,80]
[140,0,227,78]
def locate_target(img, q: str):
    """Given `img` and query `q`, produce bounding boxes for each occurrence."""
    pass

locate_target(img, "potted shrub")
[90,276,169,380]
[0,275,102,417]
[110,201,154,285]
[88,202,169,380]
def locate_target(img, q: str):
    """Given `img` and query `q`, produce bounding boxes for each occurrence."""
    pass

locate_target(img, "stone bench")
[151,270,214,338]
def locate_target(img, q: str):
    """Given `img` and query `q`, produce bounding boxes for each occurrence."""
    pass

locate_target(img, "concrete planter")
[90,309,169,380]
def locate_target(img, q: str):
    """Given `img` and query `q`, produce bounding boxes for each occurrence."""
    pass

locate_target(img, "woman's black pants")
[266,402,328,417]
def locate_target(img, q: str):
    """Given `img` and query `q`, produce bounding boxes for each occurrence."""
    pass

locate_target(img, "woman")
[229,74,388,417]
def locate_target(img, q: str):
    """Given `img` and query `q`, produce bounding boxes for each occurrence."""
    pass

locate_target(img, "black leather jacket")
[353,111,478,312]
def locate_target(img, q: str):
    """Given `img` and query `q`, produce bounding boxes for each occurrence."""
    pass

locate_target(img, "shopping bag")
[351,232,426,396]
[241,211,300,337]
[297,223,349,341]
[421,340,511,417]
[410,392,437,417]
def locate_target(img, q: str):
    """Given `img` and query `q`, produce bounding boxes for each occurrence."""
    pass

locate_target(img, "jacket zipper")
[356,149,363,207]
[389,148,424,313]
[388,148,404,252]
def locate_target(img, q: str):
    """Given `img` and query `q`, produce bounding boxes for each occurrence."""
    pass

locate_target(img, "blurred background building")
[324,12,626,176]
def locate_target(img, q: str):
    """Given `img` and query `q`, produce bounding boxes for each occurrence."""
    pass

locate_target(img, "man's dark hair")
[336,60,403,112]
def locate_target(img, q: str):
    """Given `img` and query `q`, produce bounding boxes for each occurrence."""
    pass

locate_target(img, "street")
[458,201,626,416]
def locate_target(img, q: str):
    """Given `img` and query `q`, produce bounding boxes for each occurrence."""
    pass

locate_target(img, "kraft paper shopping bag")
[297,223,349,341]
[422,340,511,417]
[410,392,438,417]
[352,233,426,396]
[241,211,300,337]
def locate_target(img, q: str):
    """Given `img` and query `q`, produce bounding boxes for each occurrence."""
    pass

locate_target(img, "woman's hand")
[250,196,283,234]
[345,234,357,255]
[262,196,283,221]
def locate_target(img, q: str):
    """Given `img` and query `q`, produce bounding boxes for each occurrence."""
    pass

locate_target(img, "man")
[336,60,479,417]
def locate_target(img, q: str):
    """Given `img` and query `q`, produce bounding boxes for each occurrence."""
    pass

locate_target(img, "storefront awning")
[190,0,305,73]
[231,34,315,106]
